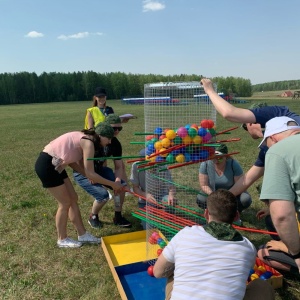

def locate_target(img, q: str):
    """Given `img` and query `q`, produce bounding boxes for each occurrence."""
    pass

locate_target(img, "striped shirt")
[163,226,256,300]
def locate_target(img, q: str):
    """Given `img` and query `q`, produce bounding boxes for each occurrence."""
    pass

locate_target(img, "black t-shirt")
[94,137,122,172]
[100,106,114,117]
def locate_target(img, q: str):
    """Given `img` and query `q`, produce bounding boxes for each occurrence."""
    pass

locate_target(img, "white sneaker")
[78,232,101,244]
[57,237,82,248]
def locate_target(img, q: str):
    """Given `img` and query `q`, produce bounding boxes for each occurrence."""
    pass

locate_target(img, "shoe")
[57,237,82,248]
[78,232,101,244]
[113,216,132,228]
[88,214,103,229]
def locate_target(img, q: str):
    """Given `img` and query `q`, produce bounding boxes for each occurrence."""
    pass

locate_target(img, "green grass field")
[1,98,300,300]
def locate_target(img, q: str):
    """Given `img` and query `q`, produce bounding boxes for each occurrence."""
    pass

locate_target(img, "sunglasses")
[241,123,248,131]
[112,126,123,132]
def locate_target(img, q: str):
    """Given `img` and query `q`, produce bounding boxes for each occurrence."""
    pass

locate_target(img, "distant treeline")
[0,71,253,105]
[252,80,300,92]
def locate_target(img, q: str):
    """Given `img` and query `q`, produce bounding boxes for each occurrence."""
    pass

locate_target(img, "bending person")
[197,144,252,213]
[35,122,122,248]
[74,114,131,228]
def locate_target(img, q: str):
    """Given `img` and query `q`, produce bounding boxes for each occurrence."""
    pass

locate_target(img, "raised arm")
[229,165,264,196]
[200,78,256,123]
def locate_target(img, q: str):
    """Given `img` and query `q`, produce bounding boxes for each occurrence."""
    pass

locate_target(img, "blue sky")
[0,0,299,84]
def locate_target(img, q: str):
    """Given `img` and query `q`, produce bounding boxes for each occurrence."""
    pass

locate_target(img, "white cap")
[258,116,300,147]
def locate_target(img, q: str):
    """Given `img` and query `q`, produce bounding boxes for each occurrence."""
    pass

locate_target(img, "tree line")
[252,80,300,92]
[0,71,253,105]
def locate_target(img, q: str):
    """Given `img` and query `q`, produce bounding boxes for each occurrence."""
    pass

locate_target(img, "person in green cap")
[74,114,132,228]
[200,78,300,204]
[197,143,252,216]
[35,122,123,248]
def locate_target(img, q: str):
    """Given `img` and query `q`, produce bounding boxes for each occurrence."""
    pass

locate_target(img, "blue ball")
[154,127,163,135]
[198,128,207,137]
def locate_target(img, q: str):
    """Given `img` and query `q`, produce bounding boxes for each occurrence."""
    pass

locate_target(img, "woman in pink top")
[35,122,123,248]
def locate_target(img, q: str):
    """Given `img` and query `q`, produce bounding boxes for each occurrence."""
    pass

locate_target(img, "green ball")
[166,154,176,163]
[208,128,216,136]
[188,127,197,138]
[173,136,182,145]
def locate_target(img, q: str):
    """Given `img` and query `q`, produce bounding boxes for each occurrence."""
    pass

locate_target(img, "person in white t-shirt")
[153,189,275,300]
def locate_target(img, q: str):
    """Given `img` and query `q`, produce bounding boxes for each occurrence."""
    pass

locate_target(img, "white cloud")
[24,31,44,38]
[143,0,165,12]
[57,31,103,40]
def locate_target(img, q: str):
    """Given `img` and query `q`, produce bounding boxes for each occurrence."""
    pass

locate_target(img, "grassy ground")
[0,98,300,299]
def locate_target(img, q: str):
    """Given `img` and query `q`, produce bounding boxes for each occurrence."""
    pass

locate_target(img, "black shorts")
[35,152,68,188]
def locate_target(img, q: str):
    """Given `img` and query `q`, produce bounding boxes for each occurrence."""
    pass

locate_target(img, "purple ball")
[177,127,188,138]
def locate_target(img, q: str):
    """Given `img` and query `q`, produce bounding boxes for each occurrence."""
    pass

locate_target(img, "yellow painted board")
[102,230,160,266]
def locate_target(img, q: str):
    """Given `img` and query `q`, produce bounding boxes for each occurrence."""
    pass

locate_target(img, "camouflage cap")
[215,143,228,155]
[94,122,114,139]
[105,114,122,124]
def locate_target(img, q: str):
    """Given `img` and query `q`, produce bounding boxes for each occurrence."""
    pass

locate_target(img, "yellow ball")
[159,148,168,157]
[182,136,192,145]
[193,135,202,144]
[176,154,185,163]
[154,141,163,150]
[166,129,177,140]
[161,138,171,148]
[146,155,156,162]
[250,273,259,281]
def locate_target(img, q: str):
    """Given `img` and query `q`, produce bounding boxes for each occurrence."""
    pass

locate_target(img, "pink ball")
[202,132,212,142]
[177,127,188,138]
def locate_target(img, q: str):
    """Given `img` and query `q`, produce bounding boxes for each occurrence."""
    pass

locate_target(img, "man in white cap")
[258,116,300,273]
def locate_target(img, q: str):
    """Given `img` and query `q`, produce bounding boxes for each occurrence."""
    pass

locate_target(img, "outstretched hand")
[200,78,215,93]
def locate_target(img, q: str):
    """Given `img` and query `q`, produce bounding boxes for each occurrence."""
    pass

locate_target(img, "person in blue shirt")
[201,78,300,198]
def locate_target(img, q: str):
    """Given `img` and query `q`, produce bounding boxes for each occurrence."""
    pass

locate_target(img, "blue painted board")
[115,261,167,300]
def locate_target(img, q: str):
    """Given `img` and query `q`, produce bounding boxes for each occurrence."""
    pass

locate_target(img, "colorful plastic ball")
[200,119,214,129]
[185,124,191,130]
[191,154,200,161]
[146,149,154,156]
[250,273,259,281]
[262,271,272,279]
[173,136,182,145]
[164,128,171,134]
[146,135,155,141]
[166,129,176,140]
[148,237,157,244]
[182,136,192,145]
[156,156,165,162]
[199,150,209,160]
[249,269,255,276]
[202,132,212,142]
[161,138,171,148]
[159,134,166,140]
[159,240,167,248]
[166,154,176,163]
[151,137,159,143]
[193,135,202,144]
[157,238,163,244]
[177,127,188,138]
[151,231,160,238]
[154,141,163,150]
[190,123,199,130]
[154,127,163,135]
[257,266,266,273]
[157,249,163,256]
[176,154,185,163]
[208,128,216,136]
[188,127,198,138]
[171,149,181,155]
[198,128,207,137]
[184,153,191,162]
[159,148,168,157]
[147,265,154,277]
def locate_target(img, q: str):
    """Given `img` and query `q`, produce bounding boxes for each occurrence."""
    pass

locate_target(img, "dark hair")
[81,129,101,152]
[207,189,237,224]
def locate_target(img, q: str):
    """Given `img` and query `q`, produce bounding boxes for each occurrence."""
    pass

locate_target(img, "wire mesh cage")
[135,81,217,262]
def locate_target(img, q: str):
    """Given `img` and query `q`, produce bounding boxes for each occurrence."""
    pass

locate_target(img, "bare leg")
[91,199,108,215]
[48,178,86,239]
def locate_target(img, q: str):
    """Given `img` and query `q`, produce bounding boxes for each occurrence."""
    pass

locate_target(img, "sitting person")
[130,149,176,229]
[153,189,275,300]
[197,144,252,213]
